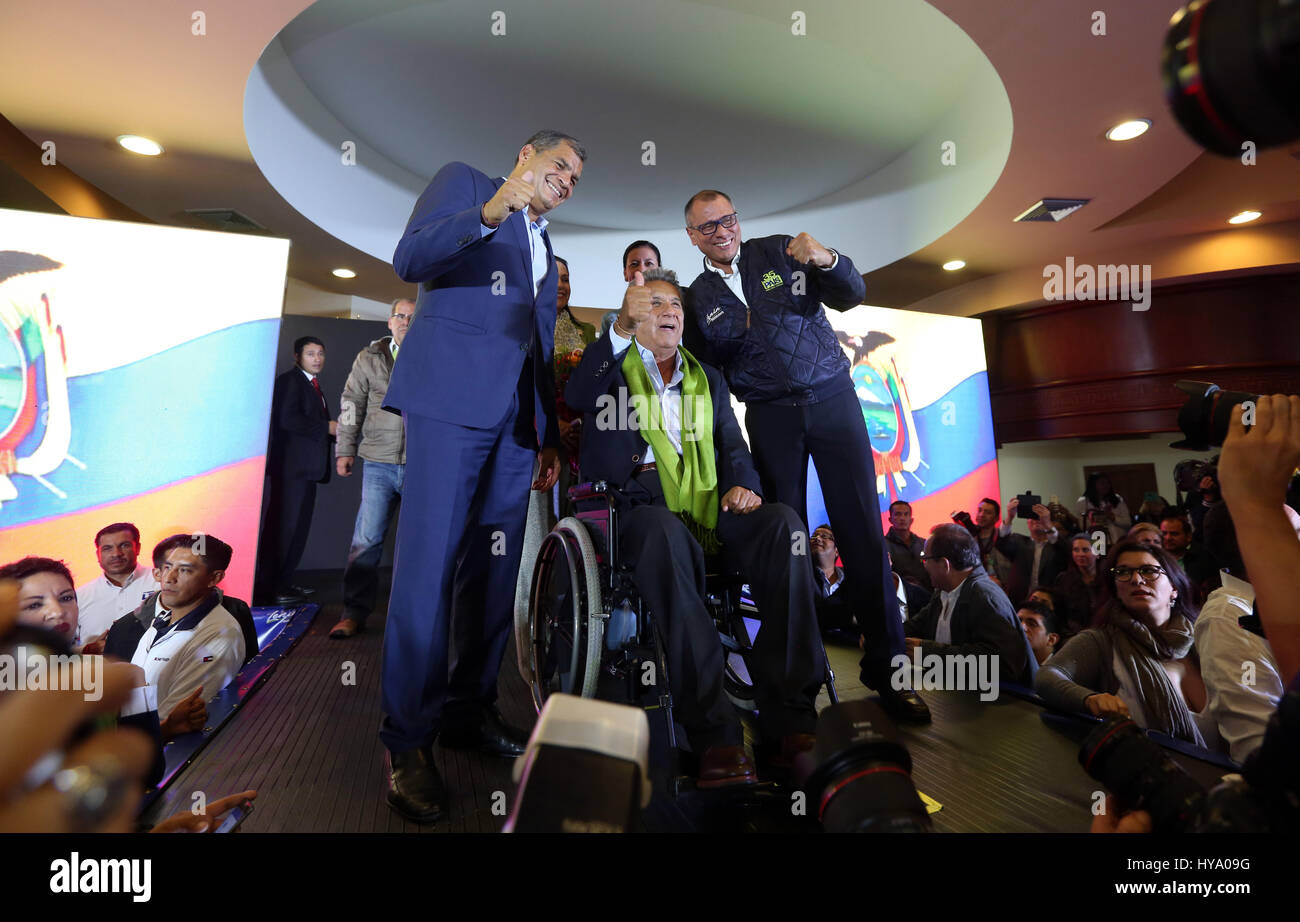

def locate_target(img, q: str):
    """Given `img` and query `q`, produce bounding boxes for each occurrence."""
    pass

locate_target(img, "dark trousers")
[617,472,822,751]
[379,397,535,753]
[743,387,905,689]
[257,475,316,595]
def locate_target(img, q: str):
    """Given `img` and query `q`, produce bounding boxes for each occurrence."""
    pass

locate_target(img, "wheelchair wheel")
[722,607,759,713]
[526,517,606,712]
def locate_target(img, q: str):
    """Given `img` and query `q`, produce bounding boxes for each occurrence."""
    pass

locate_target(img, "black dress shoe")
[289,584,316,596]
[877,688,932,724]
[440,706,530,758]
[274,592,305,606]
[385,746,447,825]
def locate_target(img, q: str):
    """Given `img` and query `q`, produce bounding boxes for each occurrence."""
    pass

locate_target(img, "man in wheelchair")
[565,267,824,788]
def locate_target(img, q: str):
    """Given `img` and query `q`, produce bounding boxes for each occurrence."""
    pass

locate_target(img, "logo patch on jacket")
[760,270,783,291]
[706,307,725,324]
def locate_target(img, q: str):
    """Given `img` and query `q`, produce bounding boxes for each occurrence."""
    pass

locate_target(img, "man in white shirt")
[130,533,245,723]
[76,521,159,649]
[811,524,855,636]
[1194,504,1294,762]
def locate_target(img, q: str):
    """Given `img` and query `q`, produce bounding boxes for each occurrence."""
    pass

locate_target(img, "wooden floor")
[141,571,1231,833]
[140,569,536,833]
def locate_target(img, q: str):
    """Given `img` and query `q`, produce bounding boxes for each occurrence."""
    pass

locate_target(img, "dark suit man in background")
[380,130,581,824]
[567,268,824,785]
[257,336,335,605]
[681,189,927,723]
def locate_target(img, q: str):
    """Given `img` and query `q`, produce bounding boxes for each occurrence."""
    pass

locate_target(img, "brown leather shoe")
[697,745,758,789]
[329,617,362,639]
[775,733,817,768]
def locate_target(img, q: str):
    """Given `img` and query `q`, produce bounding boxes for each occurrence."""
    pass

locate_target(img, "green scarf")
[621,344,720,553]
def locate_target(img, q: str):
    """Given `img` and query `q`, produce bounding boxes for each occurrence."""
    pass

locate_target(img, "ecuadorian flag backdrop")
[809,305,998,536]
[0,209,289,600]
[727,304,998,539]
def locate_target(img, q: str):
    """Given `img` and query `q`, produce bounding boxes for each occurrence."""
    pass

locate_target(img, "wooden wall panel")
[980,272,1300,444]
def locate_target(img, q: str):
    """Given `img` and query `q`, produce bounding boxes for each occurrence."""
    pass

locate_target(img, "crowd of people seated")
[867,433,1297,777]
[0,526,258,832]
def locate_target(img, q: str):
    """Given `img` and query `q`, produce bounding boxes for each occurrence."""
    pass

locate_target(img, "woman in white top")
[1034,540,1218,749]
[1076,472,1132,547]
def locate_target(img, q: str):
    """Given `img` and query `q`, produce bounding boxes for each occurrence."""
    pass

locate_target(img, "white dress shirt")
[894,574,910,622]
[483,184,550,297]
[76,566,159,643]
[815,566,844,598]
[1194,572,1283,763]
[605,326,684,466]
[934,573,970,644]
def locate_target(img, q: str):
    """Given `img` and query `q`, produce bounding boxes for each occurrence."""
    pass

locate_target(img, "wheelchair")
[515,480,839,763]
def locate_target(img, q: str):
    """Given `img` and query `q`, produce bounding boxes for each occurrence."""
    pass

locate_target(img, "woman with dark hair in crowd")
[1076,472,1131,546]
[0,556,79,640]
[1035,539,1215,747]
[1051,533,1105,639]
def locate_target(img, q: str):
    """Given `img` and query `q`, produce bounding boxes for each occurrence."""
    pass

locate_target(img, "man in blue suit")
[381,130,585,824]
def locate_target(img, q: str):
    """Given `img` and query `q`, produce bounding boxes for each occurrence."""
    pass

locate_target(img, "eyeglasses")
[1112,565,1167,583]
[688,212,739,237]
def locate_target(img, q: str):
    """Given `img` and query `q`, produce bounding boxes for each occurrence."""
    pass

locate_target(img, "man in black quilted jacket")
[682,189,929,723]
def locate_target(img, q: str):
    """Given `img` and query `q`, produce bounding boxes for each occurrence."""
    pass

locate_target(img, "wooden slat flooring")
[142,574,1231,833]
[140,569,534,833]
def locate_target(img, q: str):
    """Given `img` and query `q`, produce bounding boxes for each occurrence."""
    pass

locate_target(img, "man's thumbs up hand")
[617,271,653,336]
[482,170,535,227]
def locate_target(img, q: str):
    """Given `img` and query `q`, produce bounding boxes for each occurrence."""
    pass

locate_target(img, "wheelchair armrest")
[567,480,609,503]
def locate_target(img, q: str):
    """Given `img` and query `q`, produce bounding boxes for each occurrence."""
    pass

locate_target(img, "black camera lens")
[797,700,931,833]
[1171,380,1259,450]
[1162,0,1300,155]
[1079,718,1206,833]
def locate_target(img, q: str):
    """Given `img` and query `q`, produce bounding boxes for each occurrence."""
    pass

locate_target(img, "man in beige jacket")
[332,298,413,638]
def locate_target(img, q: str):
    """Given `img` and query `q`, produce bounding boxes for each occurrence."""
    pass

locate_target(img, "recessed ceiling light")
[1228,210,1261,225]
[116,134,164,156]
[332,268,357,279]
[1106,119,1152,141]
[942,260,966,271]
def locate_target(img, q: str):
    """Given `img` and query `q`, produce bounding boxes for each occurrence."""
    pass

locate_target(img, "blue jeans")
[342,459,404,622]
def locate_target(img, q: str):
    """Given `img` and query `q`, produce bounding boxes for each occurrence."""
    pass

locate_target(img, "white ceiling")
[245,0,1011,309]
[1,0,1297,313]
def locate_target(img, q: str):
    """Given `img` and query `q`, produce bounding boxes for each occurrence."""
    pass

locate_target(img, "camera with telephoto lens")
[1162,0,1300,155]
[1170,380,1261,450]
[794,699,931,833]
[1078,692,1300,833]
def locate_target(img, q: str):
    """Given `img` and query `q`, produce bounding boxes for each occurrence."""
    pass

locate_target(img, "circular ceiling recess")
[245,0,1011,302]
